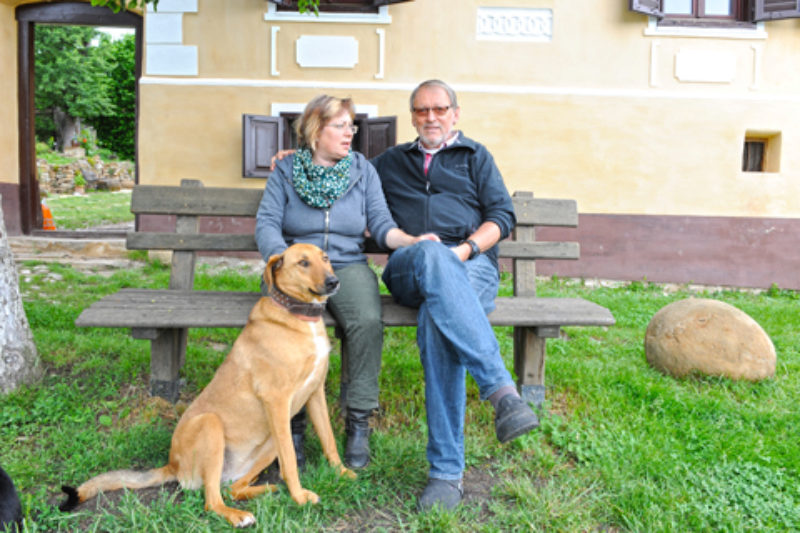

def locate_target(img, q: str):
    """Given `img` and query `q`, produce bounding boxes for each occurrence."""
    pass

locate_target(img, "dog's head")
[264,243,339,303]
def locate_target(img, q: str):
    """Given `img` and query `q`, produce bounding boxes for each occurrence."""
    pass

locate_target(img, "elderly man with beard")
[371,79,540,511]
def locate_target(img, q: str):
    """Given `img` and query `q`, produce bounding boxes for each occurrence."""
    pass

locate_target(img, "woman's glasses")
[327,122,359,134]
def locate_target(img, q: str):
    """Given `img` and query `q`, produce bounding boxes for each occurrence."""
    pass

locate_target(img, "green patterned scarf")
[292,148,352,209]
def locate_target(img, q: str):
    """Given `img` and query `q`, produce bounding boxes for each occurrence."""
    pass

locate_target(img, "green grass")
[4,260,799,532]
[43,191,134,230]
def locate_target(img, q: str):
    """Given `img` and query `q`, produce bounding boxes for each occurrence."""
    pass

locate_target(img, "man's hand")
[270,149,296,171]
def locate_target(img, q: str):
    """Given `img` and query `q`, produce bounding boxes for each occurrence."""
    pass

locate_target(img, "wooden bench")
[75,180,615,406]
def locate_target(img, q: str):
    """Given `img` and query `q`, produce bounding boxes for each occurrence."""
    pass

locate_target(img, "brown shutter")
[356,116,397,159]
[242,115,284,178]
[372,0,414,6]
[629,0,662,17]
[753,0,800,20]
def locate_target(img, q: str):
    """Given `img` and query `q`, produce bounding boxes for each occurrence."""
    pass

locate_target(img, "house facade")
[2,0,800,288]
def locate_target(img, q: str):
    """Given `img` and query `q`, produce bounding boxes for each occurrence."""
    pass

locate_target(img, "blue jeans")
[382,240,515,480]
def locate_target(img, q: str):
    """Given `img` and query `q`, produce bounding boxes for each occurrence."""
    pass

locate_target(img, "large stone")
[645,298,775,381]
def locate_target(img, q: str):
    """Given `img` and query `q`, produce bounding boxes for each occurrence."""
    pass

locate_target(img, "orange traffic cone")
[41,201,56,231]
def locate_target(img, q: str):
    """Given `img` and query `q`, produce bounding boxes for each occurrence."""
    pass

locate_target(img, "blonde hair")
[296,95,356,152]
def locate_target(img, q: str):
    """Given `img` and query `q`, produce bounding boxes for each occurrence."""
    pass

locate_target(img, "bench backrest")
[127,180,579,297]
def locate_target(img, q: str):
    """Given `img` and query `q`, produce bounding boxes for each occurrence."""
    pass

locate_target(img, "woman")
[255,95,436,469]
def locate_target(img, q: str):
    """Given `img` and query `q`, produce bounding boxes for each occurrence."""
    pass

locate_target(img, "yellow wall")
[133,0,800,219]
[0,3,18,186]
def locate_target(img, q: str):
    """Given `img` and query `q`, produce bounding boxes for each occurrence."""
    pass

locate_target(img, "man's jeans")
[382,240,516,480]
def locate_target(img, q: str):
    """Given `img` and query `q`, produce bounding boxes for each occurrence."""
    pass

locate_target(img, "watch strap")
[463,239,480,260]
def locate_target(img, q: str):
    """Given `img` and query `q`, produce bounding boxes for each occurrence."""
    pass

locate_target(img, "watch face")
[468,240,480,258]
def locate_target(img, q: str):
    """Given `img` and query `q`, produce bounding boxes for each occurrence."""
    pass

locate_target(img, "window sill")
[644,17,767,39]
[264,4,391,24]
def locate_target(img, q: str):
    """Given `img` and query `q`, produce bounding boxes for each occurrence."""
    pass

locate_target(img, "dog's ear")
[264,253,284,290]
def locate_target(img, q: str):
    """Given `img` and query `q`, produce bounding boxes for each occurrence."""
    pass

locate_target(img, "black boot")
[290,409,307,471]
[344,408,372,469]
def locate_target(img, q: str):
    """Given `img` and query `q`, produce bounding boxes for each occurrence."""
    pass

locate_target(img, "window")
[270,0,411,14]
[630,0,800,24]
[742,131,781,173]
[242,113,397,178]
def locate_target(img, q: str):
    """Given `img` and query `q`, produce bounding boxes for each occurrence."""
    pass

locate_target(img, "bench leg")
[149,328,187,403]
[513,326,546,408]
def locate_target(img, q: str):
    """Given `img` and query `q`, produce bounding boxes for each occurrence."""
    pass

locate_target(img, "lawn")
[43,190,133,230]
[3,257,799,532]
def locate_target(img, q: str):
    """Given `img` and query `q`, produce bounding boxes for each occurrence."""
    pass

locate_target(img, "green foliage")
[90,0,320,14]
[35,141,75,165]
[92,34,137,160]
[34,26,115,147]
[73,170,87,188]
[91,0,159,13]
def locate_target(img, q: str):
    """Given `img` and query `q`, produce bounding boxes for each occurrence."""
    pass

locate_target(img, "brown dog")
[60,243,355,527]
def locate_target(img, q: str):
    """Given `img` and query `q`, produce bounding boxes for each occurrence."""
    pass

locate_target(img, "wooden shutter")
[356,116,397,159]
[629,0,662,17]
[753,0,800,20]
[372,0,414,5]
[242,115,284,178]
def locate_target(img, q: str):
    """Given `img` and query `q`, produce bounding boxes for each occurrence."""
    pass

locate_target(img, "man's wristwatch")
[461,239,480,260]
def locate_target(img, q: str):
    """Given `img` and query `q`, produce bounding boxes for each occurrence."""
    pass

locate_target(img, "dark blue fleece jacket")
[371,133,516,270]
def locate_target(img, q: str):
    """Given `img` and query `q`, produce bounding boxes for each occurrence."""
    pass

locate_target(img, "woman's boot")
[290,409,307,471]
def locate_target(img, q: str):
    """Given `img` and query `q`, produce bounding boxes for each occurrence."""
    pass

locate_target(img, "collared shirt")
[419,131,460,175]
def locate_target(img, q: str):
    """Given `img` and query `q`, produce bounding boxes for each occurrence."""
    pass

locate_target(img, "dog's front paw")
[338,465,357,479]
[291,488,320,505]
[224,509,256,528]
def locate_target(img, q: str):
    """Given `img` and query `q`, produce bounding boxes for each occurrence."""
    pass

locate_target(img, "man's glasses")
[326,122,359,134]
[412,106,452,118]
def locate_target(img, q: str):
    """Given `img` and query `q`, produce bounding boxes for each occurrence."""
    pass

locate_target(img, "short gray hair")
[409,79,458,110]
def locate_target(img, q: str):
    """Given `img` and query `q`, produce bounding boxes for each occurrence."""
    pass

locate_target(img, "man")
[370,79,539,511]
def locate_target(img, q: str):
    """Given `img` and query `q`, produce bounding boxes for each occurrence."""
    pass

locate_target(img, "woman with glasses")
[255,95,437,471]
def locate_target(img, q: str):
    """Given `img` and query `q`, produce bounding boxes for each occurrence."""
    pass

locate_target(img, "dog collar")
[269,286,325,320]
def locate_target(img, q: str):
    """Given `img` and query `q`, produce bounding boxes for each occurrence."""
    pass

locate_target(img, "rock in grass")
[645,298,775,381]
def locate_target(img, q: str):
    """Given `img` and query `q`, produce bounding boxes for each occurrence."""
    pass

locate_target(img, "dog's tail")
[59,465,176,512]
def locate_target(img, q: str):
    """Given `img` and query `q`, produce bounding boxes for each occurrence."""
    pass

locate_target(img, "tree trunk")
[0,198,41,394]
[53,107,79,150]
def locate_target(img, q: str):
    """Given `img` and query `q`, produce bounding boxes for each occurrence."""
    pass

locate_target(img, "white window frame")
[644,16,767,39]
[264,3,392,24]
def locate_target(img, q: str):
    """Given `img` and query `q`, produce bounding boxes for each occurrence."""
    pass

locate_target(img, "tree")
[93,34,137,159]
[34,25,115,149]
[0,202,41,394]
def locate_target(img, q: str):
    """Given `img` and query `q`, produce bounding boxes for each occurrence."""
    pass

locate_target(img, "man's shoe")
[290,409,307,471]
[494,394,539,443]
[418,478,463,512]
[344,408,371,469]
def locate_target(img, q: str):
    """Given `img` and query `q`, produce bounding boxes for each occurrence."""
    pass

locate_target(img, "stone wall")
[37,153,134,195]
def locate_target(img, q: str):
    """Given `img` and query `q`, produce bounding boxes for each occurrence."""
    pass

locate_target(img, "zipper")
[323,209,330,250]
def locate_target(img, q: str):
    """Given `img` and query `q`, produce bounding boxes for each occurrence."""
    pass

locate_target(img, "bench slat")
[512,198,577,227]
[127,232,578,260]
[131,184,576,227]
[131,185,264,217]
[76,289,614,330]
[127,232,258,251]
[497,241,579,260]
